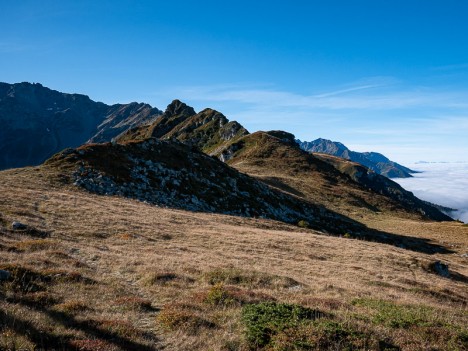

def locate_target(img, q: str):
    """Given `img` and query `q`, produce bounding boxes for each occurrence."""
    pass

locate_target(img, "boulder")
[11,221,27,230]
[0,269,11,281]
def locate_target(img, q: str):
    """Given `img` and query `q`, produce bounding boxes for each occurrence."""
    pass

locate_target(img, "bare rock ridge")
[0,82,162,170]
[297,138,417,178]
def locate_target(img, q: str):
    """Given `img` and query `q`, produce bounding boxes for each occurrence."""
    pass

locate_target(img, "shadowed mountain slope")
[297,138,417,178]
[0,82,162,170]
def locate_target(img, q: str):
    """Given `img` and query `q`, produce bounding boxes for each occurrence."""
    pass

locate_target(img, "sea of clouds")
[393,162,468,223]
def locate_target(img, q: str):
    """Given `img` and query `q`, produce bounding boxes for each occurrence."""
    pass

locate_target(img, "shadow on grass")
[0,308,71,350]
[354,228,454,255]
[1,297,160,351]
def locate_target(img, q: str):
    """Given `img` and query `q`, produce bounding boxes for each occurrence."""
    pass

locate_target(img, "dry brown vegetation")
[0,165,467,350]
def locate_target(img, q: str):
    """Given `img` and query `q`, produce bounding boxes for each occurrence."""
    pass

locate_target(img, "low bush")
[14,239,57,252]
[241,302,322,348]
[297,220,310,228]
[55,300,89,313]
[271,320,381,351]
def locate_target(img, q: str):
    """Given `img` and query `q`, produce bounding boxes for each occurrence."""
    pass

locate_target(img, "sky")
[1,0,468,163]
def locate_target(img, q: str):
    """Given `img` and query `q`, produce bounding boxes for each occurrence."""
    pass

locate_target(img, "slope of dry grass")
[0,166,467,350]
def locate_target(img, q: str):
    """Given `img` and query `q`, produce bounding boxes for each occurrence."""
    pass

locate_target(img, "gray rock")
[11,221,27,230]
[432,261,450,277]
[0,269,11,281]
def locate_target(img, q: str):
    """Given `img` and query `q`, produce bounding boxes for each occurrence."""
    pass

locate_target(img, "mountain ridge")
[0,82,162,170]
[297,138,417,178]
[113,99,452,222]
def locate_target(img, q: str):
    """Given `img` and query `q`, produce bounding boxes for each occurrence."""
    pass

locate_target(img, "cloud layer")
[394,163,468,223]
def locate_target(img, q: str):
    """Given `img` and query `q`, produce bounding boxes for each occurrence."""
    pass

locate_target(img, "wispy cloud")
[432,62,468,71]
[169,81,468,111]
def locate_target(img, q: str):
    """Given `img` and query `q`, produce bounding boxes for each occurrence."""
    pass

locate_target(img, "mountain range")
[1,82,466,351]
[297,138,417,178]
[0,82,162,170]
[0,82,452,226]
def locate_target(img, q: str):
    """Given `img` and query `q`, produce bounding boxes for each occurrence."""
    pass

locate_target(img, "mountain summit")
[296,138,416,178]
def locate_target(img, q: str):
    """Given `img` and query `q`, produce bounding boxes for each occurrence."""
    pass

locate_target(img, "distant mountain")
[0,82,162,170]
[296,138,416,178]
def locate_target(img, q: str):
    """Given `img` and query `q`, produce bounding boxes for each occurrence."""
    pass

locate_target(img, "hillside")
[0,82,162,170]
[0,165,467,350]
[43,138,362,235]
[297,138,417,178]
[214,132,452,224]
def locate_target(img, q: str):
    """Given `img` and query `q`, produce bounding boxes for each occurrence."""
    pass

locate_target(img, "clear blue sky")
[1,0,468,163]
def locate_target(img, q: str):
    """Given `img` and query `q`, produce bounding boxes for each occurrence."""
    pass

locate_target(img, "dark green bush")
[241,302,321,348]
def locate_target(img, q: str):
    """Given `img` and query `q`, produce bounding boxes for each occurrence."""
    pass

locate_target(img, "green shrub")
[241,302,321,348]
[204,283,236,306]
[297,220,309,228]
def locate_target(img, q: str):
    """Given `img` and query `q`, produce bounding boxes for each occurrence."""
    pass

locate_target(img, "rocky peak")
[165,99,196,118]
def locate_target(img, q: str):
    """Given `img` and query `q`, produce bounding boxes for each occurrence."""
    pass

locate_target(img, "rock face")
[296,138,416,178]
[0,82,162,170]
[46,139,363,234]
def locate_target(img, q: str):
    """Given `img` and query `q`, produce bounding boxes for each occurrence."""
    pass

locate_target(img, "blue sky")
[1,1,468,163]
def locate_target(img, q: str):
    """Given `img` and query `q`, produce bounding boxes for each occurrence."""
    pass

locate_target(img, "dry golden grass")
[0,165,467,350]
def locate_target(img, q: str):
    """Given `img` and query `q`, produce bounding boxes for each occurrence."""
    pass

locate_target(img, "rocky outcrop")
[117,102,249,156]
[296,138,416,178]
[46,138,364,234]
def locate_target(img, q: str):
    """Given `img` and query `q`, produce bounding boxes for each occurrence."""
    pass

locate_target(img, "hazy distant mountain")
[296,138,416,178]
[0,82,162,170]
